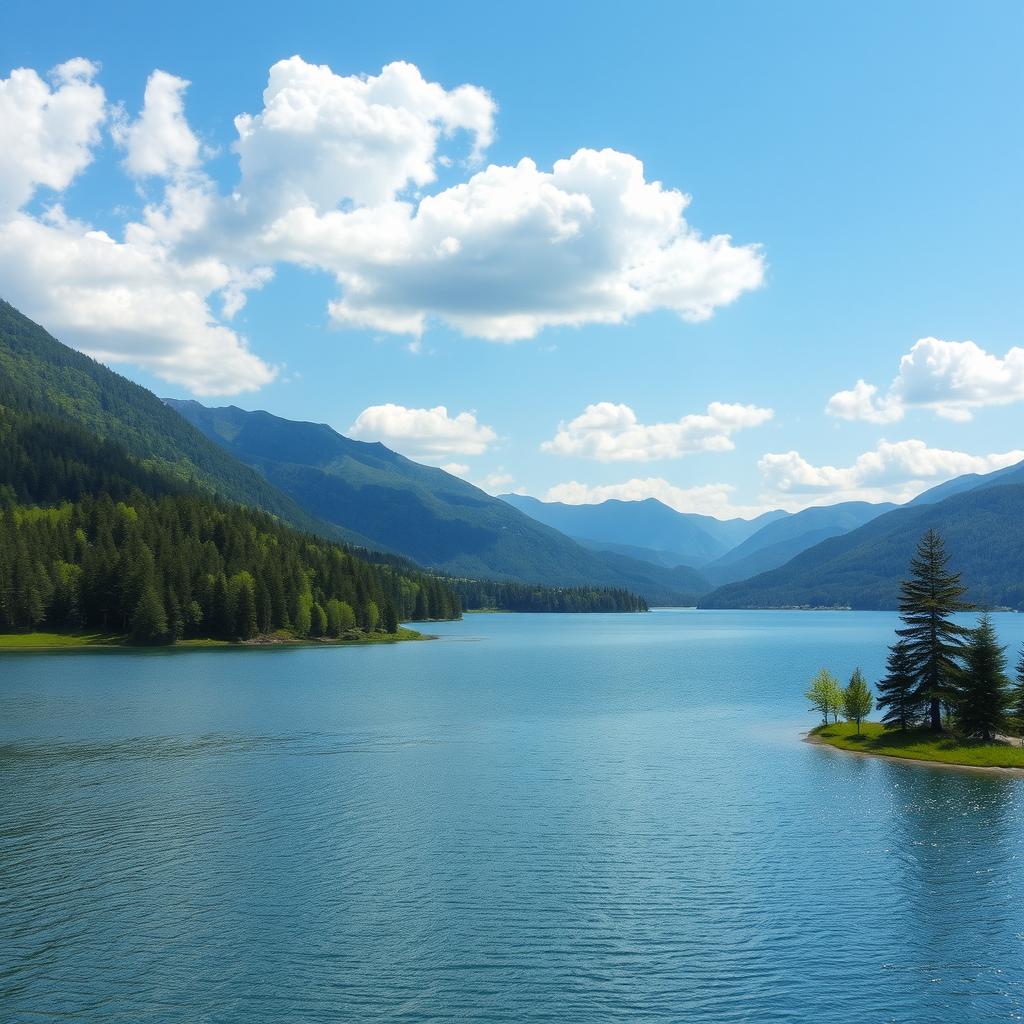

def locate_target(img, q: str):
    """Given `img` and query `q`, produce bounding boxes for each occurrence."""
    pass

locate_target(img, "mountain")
[702,501,896,586]
[500,494,785,567]
[908,457,1024,506]
[0,300,347,542]
[167,401,711,604]
[699,483,1024,610]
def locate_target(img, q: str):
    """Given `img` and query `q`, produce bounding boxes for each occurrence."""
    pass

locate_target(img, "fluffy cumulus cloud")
[114,70,201,179]
[828,338,1024,423]
[759,439,1024,505]
[0,63,275,393]
[542,401,773,461]
[0,59,105,216]
[544,478,770,520]
[348,403,497,458]
[0,55,765,394]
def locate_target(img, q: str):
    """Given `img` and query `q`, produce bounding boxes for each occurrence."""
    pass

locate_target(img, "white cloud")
[276,148,765,340]
[114,70,201,179]
[477,469,513,493]
[0,55,764,394]
[828,338,1024,423]
[234,57,496,214]
[440,462,470,477]
[544,478,771,519]
[0,207,276,394]
[0,59,105,215]
[348,403,497,457]
[542,400,773,461]
[759,439,1024,505]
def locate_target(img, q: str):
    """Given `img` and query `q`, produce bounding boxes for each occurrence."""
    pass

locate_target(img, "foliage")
[806,668,844,725]
[0,490,461,644]
[875,640,920,731]
[956,612,1011,741]
[842,668,874,734]
[1010,647,1024,735]
[896,529,972,731]
[450,579,647,613]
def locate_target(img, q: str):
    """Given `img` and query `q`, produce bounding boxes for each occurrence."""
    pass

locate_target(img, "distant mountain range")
[167,401,710,605]
[6,296,1024,612]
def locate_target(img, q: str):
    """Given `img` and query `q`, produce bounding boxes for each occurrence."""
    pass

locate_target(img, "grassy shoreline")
[808,721,1024,771]
[0,626,431,652]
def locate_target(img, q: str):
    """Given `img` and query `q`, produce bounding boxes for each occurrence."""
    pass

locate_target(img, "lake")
[2,609,1024,1023]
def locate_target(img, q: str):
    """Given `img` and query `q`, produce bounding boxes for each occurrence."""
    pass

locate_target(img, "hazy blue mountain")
[699,483,1024,610]
[908,457,1024,506]
[702,500,896,585]
[500,494,785,567]
[168,401,712,603]
[573,537,693,569]
[0,299,346,541]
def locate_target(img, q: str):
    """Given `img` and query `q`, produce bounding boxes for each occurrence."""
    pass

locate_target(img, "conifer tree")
[956,612,1010,741]
[876,639,919,731]
[131,584,168,644]
[1009,646,1024,736]
[382,599,398,634]
[896,529,971,731]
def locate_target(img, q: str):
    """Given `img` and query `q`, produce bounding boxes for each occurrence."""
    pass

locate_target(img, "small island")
[804,529,1024,773]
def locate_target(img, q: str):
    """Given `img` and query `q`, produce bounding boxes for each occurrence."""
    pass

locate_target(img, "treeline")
[450,578,648,613]
[0,489,461,644]
[807,529,1024,741]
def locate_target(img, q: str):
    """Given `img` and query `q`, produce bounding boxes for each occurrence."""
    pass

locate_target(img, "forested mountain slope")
[0,300,347,541]
[699,484,1024,610]
[169,401,709,603]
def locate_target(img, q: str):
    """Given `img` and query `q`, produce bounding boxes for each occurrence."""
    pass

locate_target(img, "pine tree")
[956,613,1010,741]
[131,584,168,644]
[1009,646,1024,736]
[382,599,399,634]
[842,668,874,735]
[896,529,971,732]
[876,639,919,731]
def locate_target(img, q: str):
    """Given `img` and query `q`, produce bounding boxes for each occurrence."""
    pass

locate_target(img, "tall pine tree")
[896,529,971,732]
[956,613,1010,741]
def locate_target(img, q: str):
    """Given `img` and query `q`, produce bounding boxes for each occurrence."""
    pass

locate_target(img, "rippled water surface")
[3,610,1024,1023]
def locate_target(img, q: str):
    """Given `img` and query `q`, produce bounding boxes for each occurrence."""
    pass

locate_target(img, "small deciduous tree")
[842,668,874,735]
[806,669,844,725]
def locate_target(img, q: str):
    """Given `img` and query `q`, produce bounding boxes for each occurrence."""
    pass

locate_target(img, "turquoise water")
[2,609,1024,1023]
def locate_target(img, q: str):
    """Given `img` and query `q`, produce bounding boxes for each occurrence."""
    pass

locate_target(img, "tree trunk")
[930,697,942,732]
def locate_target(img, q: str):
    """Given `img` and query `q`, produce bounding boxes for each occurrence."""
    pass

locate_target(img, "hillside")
[702,500,895,585]
[0,300,347,541]
[168,401,710,604]
[699,483,1024,610]
[500,494,784,567]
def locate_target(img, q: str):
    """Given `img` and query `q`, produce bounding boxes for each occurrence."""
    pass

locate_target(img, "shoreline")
[0,626,437,653]
[804,728,1024,777]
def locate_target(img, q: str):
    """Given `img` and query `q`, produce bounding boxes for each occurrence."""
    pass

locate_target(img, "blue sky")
[3,1,1024,517]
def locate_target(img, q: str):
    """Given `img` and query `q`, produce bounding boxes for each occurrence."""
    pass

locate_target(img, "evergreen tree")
[842,668,874,735]
[232,572,258,640]
[876,639,919,731]
[896,529,971,731]
[382,599,398,634]
[956,612,1010,741]
[131,584,168,644]
[806,669,844,725]
[1009,646,1024,736]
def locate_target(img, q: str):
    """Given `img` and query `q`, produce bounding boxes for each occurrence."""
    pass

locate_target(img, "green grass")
[811,721,1024,769]
[0,626,428,651]
[0,631,126,649]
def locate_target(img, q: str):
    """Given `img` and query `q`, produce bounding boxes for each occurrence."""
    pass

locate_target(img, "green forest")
[450,578,648,613]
